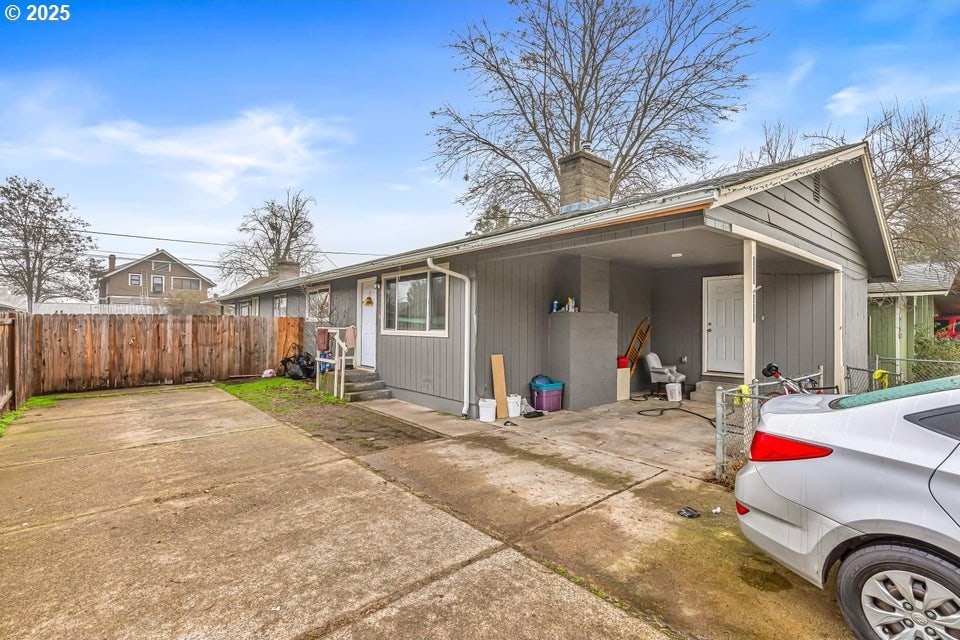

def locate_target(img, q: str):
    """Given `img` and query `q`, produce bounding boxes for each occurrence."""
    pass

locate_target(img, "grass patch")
[215,377,343,413]
[217,376,439,455]
[0,395,59,437]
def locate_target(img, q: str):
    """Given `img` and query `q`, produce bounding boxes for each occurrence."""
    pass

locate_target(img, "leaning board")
[490,353,508,419]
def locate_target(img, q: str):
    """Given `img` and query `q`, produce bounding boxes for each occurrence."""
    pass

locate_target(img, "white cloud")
[786,57,815,88]
[827,68,960,116]
[386,183,411,192]
[0,76,355,201]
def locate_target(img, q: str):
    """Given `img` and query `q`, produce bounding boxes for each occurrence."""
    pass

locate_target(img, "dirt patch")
[521,474,853,640]
[217,378,440,456]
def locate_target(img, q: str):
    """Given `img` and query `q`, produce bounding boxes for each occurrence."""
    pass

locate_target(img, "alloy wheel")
[861,570,960,639]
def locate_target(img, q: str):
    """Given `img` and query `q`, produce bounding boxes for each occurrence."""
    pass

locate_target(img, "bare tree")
[0,176,100,312]
[218,188,321,280]
[432,0,760,230]
[163,290,217,316]
[736,120,802,169]
[807,102,960,267]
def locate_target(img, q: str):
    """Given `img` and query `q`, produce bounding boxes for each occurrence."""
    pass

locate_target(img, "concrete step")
[695,380,724,393]
[343,370,379,383]
[343,380,386,393]
[689,390,716,404]
[345,389,393,402]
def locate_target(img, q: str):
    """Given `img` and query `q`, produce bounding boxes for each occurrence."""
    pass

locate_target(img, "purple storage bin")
[531,388,563,412]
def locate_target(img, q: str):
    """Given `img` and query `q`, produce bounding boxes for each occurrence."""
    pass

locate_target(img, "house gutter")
[426,258,471,419]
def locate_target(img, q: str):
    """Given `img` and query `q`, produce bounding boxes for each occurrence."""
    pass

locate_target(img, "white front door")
[704,276,744,374]
[358,279,377,369]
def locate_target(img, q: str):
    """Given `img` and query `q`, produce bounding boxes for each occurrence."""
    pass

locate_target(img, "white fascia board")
[709,144,866,208]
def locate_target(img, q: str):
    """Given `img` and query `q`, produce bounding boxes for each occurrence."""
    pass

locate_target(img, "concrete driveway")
[0,385,665,640]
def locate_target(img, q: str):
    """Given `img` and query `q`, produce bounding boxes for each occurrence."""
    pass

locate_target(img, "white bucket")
[507,394,522,418]
[479,398,496,422]
[666,382,683,402]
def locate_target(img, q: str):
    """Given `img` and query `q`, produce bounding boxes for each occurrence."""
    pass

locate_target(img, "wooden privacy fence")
[0,312,34,412]
[0,313,303,405]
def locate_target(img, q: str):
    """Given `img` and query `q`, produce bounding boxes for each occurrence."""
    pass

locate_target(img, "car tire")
[837,543,960,640]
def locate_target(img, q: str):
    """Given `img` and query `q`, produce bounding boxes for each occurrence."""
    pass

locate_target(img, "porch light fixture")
[671,252,683,258]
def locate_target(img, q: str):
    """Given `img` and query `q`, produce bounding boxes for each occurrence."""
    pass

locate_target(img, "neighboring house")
[868,263,959,361]
[220,143,898,417]
[98,249,217,307]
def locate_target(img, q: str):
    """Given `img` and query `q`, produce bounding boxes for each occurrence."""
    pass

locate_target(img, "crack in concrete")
[0,422,287,470]
[290,544,508,640]
[0,456,348,537]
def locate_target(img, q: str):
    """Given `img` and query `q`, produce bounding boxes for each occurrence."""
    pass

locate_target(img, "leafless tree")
[432,0,760,230]
[736,120,802,169]
[163,290,217,316]
[218,188,321,280]
[807,102,960,267]
[0,176,100,312]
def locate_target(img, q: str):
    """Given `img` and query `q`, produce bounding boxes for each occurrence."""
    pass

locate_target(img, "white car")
[736,375,960,640]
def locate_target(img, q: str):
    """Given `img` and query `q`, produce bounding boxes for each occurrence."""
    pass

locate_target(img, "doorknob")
[707,328,712,333]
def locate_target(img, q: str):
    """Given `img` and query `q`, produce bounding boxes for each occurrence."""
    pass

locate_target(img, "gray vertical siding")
[609,263,652,389]
[375,257,472,413]
[474,254,562,402]
[708,174,873,377]
[843,271,869,368]
[755,272,835,385]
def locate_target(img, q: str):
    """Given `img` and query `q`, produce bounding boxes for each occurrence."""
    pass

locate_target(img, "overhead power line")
[68,227,388,256]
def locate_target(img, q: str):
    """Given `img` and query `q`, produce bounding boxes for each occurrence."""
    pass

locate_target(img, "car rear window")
[906,405,960,440]
[831,376,960,410]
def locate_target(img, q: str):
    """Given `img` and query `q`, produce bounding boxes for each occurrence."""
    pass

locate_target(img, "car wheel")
[837,543,960,640]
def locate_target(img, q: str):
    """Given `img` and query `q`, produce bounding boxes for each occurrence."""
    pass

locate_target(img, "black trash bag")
[285,363,306,380]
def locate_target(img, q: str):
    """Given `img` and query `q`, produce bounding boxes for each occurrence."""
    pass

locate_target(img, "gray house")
[220,143,898,417]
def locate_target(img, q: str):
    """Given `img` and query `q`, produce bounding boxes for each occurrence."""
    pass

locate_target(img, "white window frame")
[273,293,287,317]
[152,260,172,272]
[306,286,331,323]
[128,273,142,287]
[380,265,449,338]
[237,300,251,316]
[151,275,165,294]
[171,276,201,291]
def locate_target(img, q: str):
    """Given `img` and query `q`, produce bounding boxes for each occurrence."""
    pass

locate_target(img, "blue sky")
[2,0,960,290]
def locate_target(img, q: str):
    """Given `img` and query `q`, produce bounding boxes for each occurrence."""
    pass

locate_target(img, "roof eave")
[217,190,717,302]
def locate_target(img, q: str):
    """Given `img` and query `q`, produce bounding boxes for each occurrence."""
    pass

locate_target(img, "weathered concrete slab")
[513,399,717,478]
[326,549,666,640]
[0,425,343,532]
[361,398,498,437]
[0,460,498,640]
[519,472,852,640]
[14,385,233,425]
[361,430,661,540]
[0,391,282,466]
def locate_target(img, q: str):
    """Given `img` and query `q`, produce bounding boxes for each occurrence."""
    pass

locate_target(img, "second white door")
[358,279,377,369]
[704,276,744,374]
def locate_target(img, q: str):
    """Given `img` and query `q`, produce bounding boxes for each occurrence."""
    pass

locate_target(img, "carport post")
[742,240,757,384]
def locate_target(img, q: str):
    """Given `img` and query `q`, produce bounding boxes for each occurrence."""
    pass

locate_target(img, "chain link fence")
[875,356,960,384]
[844,366,903,394]
[714,367,824,484]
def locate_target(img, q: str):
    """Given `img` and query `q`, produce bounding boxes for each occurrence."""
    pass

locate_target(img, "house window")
[128,273,142,287]
[152,260,172,272]
[382,269,447,335]
[237,301,251,316]
[273,294,287,317]
[307,287,331,323]
[151,275,165,293]
[171,277,201,291]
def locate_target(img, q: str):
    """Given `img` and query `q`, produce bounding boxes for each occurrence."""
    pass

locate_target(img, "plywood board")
[490,353,508,419]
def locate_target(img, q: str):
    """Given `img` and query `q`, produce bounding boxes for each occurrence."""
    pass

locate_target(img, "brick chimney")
[108,254,116,271]
[558,142,612,213]
[276,260,301,280]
